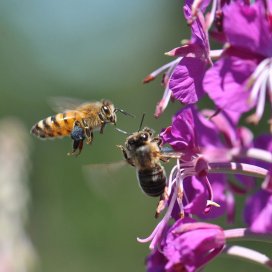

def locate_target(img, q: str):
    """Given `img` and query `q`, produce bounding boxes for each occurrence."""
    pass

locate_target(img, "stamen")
[210,49,223,61]
[268,63,272,99]
[143,58,181,84]
[150,180,180,249]
[154,88,172,118]
[203,176,218,213]
[190,0,203,23]
[206,0,218,29]
[255,76,267,121]
[261,174,272,193]
[248,69,267,104]
[250,58,270,84]
[177,182,185,218]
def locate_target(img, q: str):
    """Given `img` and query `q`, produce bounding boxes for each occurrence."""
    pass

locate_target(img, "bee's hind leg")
[68,139,84,156]
[68,122,85,156]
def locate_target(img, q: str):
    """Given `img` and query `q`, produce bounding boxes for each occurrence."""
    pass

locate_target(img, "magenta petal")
[160,106,198,155]
[244,189,272,233]
[146,249,167,272]
[201,109,240,146]
[203,52,257,112]
[169,57,206,104]
[164,220,225,272]
[183,177,207,215]
[202,174,227,219]
[224,2,272,57]
[254,134,272,170]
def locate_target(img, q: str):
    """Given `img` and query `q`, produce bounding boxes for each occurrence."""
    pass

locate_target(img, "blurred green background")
[0,1,270,271]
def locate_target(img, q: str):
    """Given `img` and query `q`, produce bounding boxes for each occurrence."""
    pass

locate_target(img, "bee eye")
[128,139,135,146]
[140,133,148,141]
[103,106,110,114]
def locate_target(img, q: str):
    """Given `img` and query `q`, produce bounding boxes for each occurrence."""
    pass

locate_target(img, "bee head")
[126,127,154,150]
[100,100,117,125]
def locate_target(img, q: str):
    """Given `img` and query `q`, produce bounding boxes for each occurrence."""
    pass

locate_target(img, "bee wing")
[83,160,127,198]
[48,97,87,112]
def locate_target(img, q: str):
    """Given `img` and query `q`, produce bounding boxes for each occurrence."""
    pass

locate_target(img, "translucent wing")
[83,160,127,198]
[48,97,88,113]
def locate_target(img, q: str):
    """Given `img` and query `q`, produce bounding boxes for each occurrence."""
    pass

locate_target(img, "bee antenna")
[138,113,145,132]
[115,127,129,135]
[114,108,135,118]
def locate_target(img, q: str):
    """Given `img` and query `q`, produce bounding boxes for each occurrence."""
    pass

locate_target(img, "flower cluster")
[142,0,272,271]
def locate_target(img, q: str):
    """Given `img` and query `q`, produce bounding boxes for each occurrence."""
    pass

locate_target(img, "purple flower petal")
[244,189,272,233]
[184,0,210,53]
[192,108,224,149]
[224,1,272,57]
[163,220,225,272]
[203,49,258,113]
[254,134,272,170]
[183,176,207,215]
[160,106,198,156]
[146,249,167,272]
[169,57,206,104]
[202,174,227,219]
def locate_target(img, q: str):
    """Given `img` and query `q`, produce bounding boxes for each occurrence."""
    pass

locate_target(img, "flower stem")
[223,245,272,271]
[208,162,268,178]
[233,147,272,163]
[224,228,272,243]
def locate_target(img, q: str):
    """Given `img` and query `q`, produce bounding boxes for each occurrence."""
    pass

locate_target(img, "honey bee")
[117,127,180,198]
[31,98,132,155]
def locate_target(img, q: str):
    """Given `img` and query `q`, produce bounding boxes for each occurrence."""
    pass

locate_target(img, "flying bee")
[117,126,180,198]
[31,98,132,155]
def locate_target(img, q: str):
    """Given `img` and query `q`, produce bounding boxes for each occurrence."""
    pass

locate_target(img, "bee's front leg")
[99,121,106,134]
[151,137,163,146]
[116,145,135,166]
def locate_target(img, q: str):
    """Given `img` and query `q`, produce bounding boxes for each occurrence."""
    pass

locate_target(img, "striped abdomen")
[137,165,166,197]
[31,111,83,138]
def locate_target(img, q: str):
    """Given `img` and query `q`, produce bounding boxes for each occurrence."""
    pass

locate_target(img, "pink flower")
[203,1,272,126]
[143,0,213,117]
[146,218,225,272]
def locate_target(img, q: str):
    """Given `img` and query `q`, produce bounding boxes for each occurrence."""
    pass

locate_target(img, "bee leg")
[159,156,170,163]
[99,122,106,134]
[116,145,135,166]
[151,137,163,146]
[68,139,84,156]
[85,128,93,145]
[68,122,85,156]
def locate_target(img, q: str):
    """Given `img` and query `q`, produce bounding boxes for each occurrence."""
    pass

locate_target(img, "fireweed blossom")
[146,219,272,271]
[137,106,269,244]
[244,135,272,234]
[138,106,272,270]
[146,219,226,272]
[143,0,222,118]
[137,0,272,271]
[203,1,272,127]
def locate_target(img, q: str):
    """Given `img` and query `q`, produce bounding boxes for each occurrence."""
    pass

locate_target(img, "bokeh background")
[0,1,270,271]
